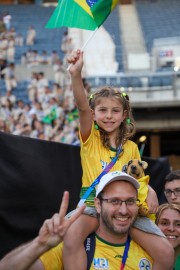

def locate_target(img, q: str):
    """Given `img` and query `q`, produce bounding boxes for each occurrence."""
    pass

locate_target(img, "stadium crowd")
[0,6,179,270]
[0,10,84,146]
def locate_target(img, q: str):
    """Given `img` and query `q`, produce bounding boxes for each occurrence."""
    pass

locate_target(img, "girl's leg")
[130,227,174,270]
[63,214,98,270]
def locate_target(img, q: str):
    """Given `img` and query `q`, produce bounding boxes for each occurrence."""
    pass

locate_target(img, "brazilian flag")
[42,108,57,124]
[67,107,79,123]
[46,0,118,30]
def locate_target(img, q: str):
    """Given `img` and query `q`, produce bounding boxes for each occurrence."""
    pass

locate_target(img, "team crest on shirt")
[100,160,108,170]
[139,258,151,270]
[93,258,109,269]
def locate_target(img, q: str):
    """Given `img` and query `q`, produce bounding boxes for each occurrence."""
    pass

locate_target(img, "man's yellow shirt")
[40,234,152,270]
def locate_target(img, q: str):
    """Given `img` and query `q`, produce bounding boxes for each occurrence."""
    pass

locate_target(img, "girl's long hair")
[89,86,136,149]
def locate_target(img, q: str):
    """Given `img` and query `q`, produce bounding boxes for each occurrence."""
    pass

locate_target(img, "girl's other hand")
[146,185,159,214]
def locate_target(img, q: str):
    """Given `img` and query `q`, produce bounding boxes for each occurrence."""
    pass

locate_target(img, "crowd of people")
[0,8,179,270]
[0,10,37,64]
[0,82,81,145]
[0,9,82,146]
[0,48,179,269]
[0,63,89,144]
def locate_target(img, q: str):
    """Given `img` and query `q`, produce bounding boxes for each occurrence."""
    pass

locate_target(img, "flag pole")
[67,27,99,71]
[81,27,99,50]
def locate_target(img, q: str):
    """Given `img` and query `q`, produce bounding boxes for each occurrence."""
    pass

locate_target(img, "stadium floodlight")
[174,66,179,72]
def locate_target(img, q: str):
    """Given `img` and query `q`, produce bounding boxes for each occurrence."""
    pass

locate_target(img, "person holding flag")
[2,1,172,269]
[61,48,173,270]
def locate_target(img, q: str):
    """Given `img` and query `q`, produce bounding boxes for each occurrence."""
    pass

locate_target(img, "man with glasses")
[164,170,180,204]
[1,171,173,270]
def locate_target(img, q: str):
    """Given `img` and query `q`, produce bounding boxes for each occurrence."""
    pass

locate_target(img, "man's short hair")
[165,170,180,183]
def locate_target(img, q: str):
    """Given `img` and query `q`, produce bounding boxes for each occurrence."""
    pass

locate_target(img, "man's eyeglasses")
[164,188,180,197]
[100,197,139,207]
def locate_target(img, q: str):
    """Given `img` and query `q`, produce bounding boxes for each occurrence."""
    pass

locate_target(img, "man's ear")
[94,197,101,214]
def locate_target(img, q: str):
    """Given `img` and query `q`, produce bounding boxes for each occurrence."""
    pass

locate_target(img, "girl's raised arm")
[68,50,93,142]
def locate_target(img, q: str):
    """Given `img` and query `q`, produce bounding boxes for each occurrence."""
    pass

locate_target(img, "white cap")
[96,171,140,197]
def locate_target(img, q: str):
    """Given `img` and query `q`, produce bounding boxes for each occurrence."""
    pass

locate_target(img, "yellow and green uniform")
[79,124,143,207]
[40,234,152,270]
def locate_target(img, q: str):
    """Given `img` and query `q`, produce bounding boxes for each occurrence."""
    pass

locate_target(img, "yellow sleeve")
[40,243,63,270]
[137,175,156,221]
[138,175,149,203]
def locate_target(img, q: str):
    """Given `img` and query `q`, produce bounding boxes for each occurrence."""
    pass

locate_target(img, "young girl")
[62,49,174,270]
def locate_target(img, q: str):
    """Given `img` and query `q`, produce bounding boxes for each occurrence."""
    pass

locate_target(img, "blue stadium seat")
[103,7,124,72]
[129,77,142,88]
[148,76,162,87]
[0,80,6,95]
[1,4,123,71]
[120,77,129,88]
[1,4,66,63]
[135,0,180,53]
[161,76,173,86]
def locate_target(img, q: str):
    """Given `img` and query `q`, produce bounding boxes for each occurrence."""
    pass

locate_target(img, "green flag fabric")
[46,0,119,30]
[67,108,79,123]
[42,108,57,124]
[90,0,119,27]
[46,0,97,30]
